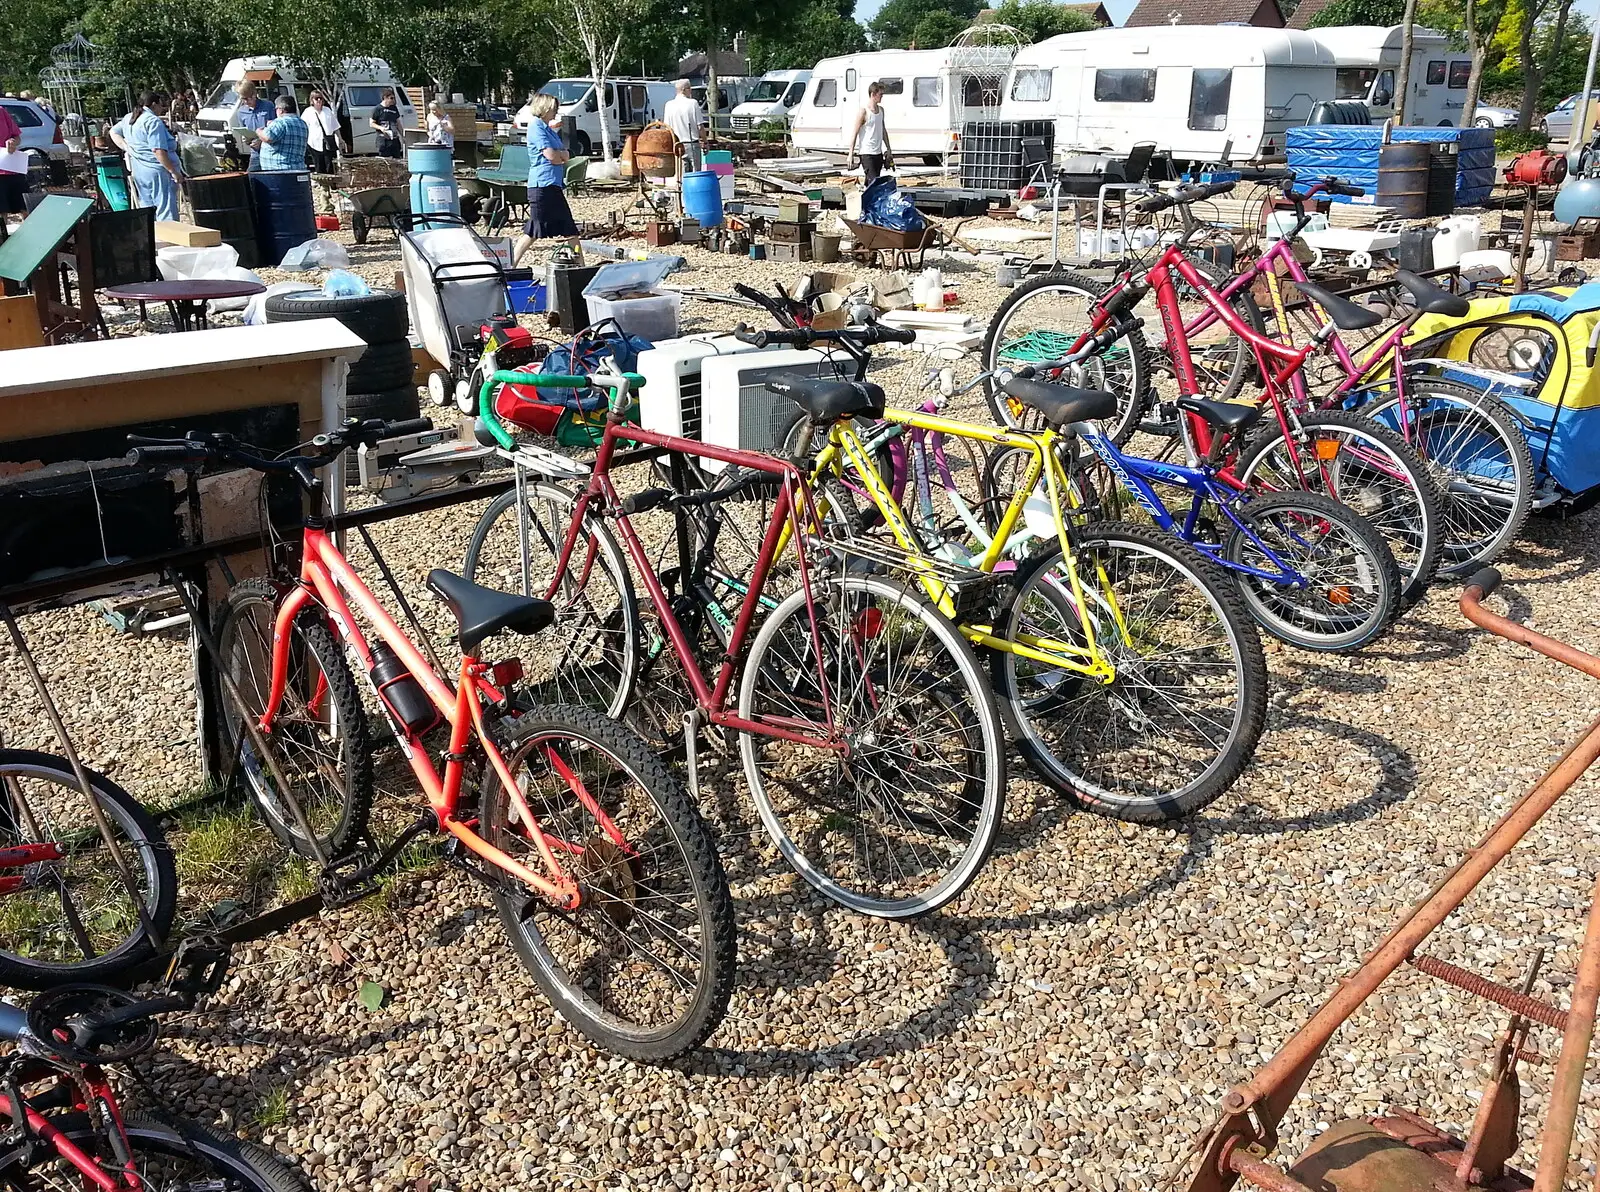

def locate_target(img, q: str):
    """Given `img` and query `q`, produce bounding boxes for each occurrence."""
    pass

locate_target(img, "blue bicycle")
[983,392,1402,653]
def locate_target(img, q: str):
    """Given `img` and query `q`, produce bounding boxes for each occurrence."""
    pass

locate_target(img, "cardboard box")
[155,221,221,248]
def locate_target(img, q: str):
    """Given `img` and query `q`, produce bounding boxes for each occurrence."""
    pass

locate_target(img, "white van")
[732,70,813,130]
[791,47,1016,163]
[518,78,676,158]
[998,26,1337,166]
[1307,26,1472,126]
[196,56,417,157]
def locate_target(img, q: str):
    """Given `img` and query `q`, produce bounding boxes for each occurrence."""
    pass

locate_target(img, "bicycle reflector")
[490,659,525,688]
[1327,585,1354,605]
[1312,437,1342,461]
[854,607,885,639]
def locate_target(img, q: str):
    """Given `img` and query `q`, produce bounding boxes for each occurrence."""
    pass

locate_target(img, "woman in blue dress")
[127,91,183,223]
[512,93,578,265]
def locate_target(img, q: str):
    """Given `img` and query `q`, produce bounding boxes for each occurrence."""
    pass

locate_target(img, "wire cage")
[39,35,130,153]
[945,24,1024,181]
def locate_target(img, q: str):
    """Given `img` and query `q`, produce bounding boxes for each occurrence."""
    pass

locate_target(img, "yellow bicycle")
[727,323,1268,824]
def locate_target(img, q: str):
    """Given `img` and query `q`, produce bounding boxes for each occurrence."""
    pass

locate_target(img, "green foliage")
[869,0,980,47]
[1306,0,1403,25]
[757,119,788,141]
[1496,126,1550,150]
[987,0,1097,42]
[1482,12,1592,110]
[247,0,377,99]
[747,0,868,72]
[0,0,82,92]
[381,4,494,95]
[83,0,238,91]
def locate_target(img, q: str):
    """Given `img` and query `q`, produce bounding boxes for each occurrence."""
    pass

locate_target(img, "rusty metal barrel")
[634,121,679,179]
[1376,141,1430,219]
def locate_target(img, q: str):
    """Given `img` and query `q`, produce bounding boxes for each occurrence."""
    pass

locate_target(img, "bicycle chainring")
[24,986,159,1064]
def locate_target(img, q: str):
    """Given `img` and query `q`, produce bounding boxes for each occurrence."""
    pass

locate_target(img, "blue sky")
[852,0,1140,24]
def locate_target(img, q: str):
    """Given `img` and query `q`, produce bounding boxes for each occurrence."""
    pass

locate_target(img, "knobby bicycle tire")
[0,751,176,990]
[738,573,1007,918]
[990,522,1268,823]
[214,579,373,859]
[481,704,736,1061]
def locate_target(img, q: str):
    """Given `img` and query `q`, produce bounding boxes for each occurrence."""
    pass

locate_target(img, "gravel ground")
[10,180,1600,1191]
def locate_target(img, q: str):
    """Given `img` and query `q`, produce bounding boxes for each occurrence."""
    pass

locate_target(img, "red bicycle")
[129,419,736,1062]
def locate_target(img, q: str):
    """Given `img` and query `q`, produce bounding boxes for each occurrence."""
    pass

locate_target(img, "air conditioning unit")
[635,333,762,440]
[700,348,836,472]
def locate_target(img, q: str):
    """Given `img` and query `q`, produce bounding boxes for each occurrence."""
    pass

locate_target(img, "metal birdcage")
[944,23,1025,178]
[39,35,130,150]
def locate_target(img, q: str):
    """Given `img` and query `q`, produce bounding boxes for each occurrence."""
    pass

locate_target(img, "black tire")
[1235,408,1445,606]
[990,522,1268,822]
[29,1110,310,1192]
[981,270,1152,444]
[346,338,416,394]
[482,704,735,1061]
[214,579,373,859]
[1147,256,1267,404]
[1222,489,1402,652]
[263,287,408,344]
[345,384,421,423]
[351,213,370,244]
[0,751,177,990]
[573,132,592,158]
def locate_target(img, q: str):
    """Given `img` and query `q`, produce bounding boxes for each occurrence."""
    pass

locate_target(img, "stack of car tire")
[263,289,419,424]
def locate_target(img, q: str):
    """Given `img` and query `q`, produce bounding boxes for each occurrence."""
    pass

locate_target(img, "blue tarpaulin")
[1286,126,1496,208]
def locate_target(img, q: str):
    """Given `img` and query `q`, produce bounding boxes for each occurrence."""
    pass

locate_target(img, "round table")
[103,279,267,332]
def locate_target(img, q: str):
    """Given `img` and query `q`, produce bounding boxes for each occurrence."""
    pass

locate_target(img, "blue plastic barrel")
[249,170,316,266]
[408,145,460,225]
[682,170,724,228]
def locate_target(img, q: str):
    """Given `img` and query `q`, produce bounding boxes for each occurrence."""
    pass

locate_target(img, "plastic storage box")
[585,291,681,342]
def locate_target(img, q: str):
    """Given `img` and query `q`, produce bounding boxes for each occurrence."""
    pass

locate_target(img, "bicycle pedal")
[318,872,379,908]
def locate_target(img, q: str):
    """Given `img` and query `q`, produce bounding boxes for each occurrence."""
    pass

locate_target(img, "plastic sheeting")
[1285,126,1496,207]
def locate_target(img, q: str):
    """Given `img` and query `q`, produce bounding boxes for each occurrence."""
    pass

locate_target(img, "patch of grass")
[277,858,317,902]
[172,804,279,894]
[253,1084,290,1128]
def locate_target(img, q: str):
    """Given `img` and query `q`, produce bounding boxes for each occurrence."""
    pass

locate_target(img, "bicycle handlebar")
[475,366,647,451]
[1135,180,1237,214]
[1464,567,1503,600]
[127,416,435,486]
[732,322,917,348]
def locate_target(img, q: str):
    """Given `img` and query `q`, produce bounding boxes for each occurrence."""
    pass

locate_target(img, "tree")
[870,0,980,47]
[250,0,378,111]
[986,0,1096,42]
[747,0,868,73]
[0,0,81,93]
[1513,0,1575,129]
[545,0,648,162]
[1306,0,1403,25]
[83,0,237,92]
[382,5,495,96]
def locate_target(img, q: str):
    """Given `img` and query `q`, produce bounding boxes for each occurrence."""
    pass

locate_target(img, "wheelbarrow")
[841,218,940,270]
[1179,567,1600,1192]
[336,185,410,244]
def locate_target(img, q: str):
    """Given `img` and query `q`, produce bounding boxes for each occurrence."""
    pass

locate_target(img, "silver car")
[0,98,67,162]
[1471,103,1518,129]
[1541,91,1600,141]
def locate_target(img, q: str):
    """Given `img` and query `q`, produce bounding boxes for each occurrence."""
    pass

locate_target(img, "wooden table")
[102,278,267,331]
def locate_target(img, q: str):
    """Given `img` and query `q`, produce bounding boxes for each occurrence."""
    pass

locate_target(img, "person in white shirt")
[303,90,341,174]
[426,101,455,149]
[847,81,893,186]
[662,79,705,172]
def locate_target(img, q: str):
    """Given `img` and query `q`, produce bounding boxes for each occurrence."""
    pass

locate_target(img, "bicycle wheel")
[982,270,1151,443]
[27,1110,310,1192]
[1222,489,1401,653]
[979,442,1100,538]
[481,704,735,1061]
[0,751,176,990]
[1353,376,1534,575]
[1145,257,1268,406]
[1235,409,1445,606]
[214,579,372,859]
[738,574,1006,918]
[991,522,1268,823]
[463,482,638,720]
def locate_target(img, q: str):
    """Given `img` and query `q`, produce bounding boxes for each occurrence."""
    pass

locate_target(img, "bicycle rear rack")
[1180,567,1600,1192]
[810,530,1000,590]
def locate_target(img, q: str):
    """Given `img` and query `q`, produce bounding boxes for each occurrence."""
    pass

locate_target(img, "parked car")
[1472,103,1518,129]
[0,97,66,162]
[1541,91,1600,140]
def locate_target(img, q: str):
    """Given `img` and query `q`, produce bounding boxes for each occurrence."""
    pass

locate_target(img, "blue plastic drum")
[682,170,724,228]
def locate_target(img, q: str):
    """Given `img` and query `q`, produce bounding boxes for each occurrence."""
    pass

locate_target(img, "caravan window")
[846,69,856,91]
[1010,69,1053,102]
[1448,61,1470,88]
[1188,68,1231,131]
[1094,69,1156,103]
[878,78,905,95]
[913,77,942,106]
[1426,60,1446,85]
[814,78,838,107]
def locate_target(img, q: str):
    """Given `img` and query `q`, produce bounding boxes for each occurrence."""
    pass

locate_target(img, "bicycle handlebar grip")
[129,444,202,466]
[866,325,917,345]
[1464,567,1503,600]
[1323,178,1365,197]
[1134,192,1177,213]
[383,418,434,437]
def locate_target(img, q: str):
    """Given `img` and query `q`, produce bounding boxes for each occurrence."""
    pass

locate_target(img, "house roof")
[677,50,750,79]
[978,1,1111,22]
[1122,0,1284,26]
[1285,0,1332,26]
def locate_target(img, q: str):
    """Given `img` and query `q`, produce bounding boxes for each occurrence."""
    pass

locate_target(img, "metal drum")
[1376,141,1430,219]
[249,170,316,267]
[189,171,259,268]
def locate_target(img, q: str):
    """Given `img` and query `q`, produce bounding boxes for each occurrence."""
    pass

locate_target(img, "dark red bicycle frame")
[1,1064,138,1191]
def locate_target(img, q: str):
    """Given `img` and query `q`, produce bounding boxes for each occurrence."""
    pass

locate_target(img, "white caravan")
[518,78,676,157]
[1308,26,1473,126]
[791,47,1016,162]
[731,70,814,130]
[998,26,1337,165]
[197,56,416,157]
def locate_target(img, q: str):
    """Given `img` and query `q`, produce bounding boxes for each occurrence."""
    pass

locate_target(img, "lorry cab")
[196,56,416,157]
[1309,26,1472,125]
[529,78,675,158]
[732,70,813,130]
